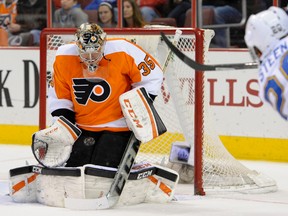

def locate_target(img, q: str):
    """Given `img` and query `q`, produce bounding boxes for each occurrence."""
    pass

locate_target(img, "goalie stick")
[59,134,141,210]
[160,32,258,71]
[96,134,140,209]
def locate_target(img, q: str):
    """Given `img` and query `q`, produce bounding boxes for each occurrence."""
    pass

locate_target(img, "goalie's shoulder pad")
[119,87,167,143]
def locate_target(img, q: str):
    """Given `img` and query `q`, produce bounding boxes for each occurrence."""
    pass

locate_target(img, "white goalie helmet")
[244,6,288,62]
[75,23,107,73]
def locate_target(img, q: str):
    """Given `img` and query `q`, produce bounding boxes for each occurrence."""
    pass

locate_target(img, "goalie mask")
[244,6,288,63]
[76,23,107,76]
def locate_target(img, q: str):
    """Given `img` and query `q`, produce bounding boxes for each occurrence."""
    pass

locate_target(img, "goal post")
[39,27,277,196]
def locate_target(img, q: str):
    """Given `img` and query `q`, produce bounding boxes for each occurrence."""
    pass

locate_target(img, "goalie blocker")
[9,162,179,209]
[119,86,167,143]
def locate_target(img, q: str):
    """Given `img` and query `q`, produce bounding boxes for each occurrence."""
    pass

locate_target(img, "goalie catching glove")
[32,116,81,167]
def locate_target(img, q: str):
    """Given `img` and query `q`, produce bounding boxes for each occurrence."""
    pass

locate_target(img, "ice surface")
[1,144,288,216]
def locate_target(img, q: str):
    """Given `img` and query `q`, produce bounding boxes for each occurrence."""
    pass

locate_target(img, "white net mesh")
[42,28,277,195]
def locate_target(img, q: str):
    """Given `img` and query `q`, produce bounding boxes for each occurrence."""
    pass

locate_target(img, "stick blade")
[160,31,258,71]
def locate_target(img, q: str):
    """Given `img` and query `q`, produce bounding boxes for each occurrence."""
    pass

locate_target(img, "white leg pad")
[9,170,38,203]
[36,172,85,207]
[9,163,179,209]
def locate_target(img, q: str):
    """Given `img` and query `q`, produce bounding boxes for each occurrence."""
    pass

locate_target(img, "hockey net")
[39,27,277,195]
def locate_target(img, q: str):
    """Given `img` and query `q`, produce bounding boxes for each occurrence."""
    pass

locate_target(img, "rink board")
[0,48,287,161]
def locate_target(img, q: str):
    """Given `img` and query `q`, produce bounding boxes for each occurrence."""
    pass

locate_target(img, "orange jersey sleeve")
[49,38,163,132]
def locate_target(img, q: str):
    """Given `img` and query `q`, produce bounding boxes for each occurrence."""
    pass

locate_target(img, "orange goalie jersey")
[48,38,164,132]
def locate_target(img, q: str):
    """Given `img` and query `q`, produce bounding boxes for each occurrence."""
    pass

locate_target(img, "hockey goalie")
[9,23,179,210]
[9,87,179,209]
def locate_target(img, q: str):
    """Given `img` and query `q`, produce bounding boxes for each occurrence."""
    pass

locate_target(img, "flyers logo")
[72,78,111,105]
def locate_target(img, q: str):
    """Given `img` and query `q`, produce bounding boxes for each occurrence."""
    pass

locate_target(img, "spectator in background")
[53,0,62,9]
[179,0,242,47]
[97,2,117,28]
[203,0,242,47]
[84,0,102,10]
[168,0,191,27]
[123,0,146,27]
[84,0,118,23]
[84,0,117,10]
[246,0,270,15]
[209,0,271,47]
[136,0,167,22]
[0,0,17,28]
[8,0,46,46]
[53,0,88,28]
[0,0,17,46]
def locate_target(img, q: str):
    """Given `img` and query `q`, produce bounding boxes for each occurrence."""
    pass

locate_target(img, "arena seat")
[184,7,215,27]
[150,18,177,27]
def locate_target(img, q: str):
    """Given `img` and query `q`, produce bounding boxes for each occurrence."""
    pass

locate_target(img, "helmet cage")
[76,23,107,72]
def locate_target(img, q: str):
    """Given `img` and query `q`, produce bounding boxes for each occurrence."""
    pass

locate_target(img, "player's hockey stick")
[160,32,258,71]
